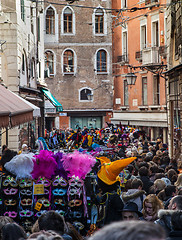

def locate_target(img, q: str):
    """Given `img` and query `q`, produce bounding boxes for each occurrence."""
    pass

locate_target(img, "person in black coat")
[139,166,153,194]
[167,211,182,240]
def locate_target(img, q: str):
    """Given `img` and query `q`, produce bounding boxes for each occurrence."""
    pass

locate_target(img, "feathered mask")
[52,152,69,179]
[31,150,57,179]
[61,151,96,179]
[4,153,35,179]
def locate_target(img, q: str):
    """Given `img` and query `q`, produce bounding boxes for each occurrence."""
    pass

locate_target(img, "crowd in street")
[0,124,182,240]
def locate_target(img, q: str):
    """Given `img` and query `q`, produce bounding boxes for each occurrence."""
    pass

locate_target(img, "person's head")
[143,194,163,217]
[168,195,182,210]
[167,169,178,184]
[65,222,83,240]
[0,150,17,171]
[164,185,177,198]
[2,145,8,154]
[1,223,27,240]
[122,202,143,221]
[135,156,143,167]
[154,173,165,180]
[88,220,165,240]
[38,211,66,234]
[0,216,14,239]
[175,173,182,188]
[28,230,64,239]
[131,179,143,190]
[139,166,149,177]
[152,156,161,165]
[154,179,166,192]
[22,144,28,151]
[126,164,134,175]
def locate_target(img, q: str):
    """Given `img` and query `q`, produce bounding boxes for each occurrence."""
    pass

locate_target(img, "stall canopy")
[41,88,63,112]
[0,85,34,128]
[13,93,41,117]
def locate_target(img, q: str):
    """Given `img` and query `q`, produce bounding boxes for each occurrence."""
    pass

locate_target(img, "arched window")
[63,50,74,73]
[80,88,92,101]
[63,7,73,33]
[97,50,107,72]
[45,51,54,76]
[95,8,104,34]
[46,7,55,34]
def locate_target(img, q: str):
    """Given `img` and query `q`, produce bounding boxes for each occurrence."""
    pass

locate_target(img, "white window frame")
[45,49,56,76]
[151,14,160,47]
[122,26,128,56]
[121,0,127,8]
[92,6,107,36]
[79,87,93,102]
[140,18,147,50]
[61,6,75,36]
[62,48,77,76]
[95,48,110,75]
[164,13,167,45]
[123,79,128,106]
[45,5,59,42]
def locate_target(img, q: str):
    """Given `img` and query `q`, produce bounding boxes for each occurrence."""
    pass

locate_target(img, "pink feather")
[61,151,96,179]
[31,150,57,179]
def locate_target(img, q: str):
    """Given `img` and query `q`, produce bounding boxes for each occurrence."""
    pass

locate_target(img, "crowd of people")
[0,124,182,240]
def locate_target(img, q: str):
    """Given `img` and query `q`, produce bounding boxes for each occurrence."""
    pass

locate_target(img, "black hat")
[122,202,143,217]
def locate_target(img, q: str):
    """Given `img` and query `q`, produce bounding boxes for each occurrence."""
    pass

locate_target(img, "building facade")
[166,0,182,160]
[111,0,168,142]
[44,0,113,131]
[0,0,45,151]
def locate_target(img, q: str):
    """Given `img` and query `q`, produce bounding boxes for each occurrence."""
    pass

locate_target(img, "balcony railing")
[142,47,160,65]
[117,54,129,64]
[145,0,159,5]
[135,51,142,62]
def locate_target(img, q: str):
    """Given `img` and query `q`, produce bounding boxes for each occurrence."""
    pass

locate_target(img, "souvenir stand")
[1,150,96,235]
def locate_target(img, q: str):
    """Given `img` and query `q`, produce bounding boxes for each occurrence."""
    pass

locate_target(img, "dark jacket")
[155,210,179,237]
[167,231,182,240]
[104,192,124,225]
[140,176,153,194]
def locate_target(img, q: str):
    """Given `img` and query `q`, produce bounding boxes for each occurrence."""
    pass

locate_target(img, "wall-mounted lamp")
[125,70,137,85]
[87,93,93,101]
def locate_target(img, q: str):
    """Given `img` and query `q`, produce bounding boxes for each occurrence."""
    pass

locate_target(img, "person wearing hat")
[96,156,136,225]
[121,202,143,221]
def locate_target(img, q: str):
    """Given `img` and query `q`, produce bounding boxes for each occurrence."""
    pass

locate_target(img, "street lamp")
[87,93,93,101]
[125,72,137,85]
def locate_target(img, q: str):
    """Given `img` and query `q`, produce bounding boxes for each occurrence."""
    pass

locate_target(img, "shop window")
[63,50,74,73]
[46,7,55,34]
[96,50,107,73]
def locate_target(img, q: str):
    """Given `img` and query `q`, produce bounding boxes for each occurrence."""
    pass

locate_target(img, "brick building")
[0,0,45,151]
[165,1,182,160]
[111,0,168,142]
[44,0,113,130]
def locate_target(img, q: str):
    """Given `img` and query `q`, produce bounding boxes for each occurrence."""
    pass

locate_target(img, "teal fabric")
[41,88,63,112]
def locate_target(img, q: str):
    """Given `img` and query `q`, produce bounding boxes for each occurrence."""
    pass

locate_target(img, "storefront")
[70,116,102,129]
